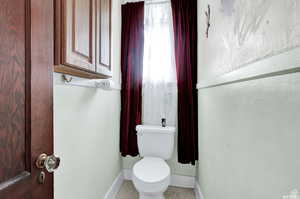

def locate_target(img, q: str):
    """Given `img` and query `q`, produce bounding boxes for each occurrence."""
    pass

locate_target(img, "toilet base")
[139,192,165,199]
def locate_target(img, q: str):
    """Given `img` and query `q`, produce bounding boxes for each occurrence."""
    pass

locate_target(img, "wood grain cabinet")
[54,0,112,79]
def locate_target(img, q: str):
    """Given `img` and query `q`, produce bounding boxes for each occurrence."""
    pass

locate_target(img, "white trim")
[170,175,195,188]
[123,169,133,180]
[104,169,199,198]
[96,66,112,77]
[194,181,204,199]
[122,0,169,5]
[122,0,143,4]
[103,172,124,199]
[122,169,195,188]
[197,47,300,89]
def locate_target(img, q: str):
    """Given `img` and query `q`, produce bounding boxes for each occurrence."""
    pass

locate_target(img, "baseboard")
[194,181,204,199]
[122,169,195,188]
[170,174,195,188]
[103,172,124,199]
[123,169,133,180]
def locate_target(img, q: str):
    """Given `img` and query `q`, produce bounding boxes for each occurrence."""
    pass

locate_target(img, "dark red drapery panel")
[171,0,198,165]
[120,2,144,157]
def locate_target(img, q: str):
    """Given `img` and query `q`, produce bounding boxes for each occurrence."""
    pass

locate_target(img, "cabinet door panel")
[73,0,91,57]
[62,0,95,71]
[96,0,112,76]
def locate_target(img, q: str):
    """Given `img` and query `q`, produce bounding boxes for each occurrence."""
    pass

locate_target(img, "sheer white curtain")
[142,1,177,127]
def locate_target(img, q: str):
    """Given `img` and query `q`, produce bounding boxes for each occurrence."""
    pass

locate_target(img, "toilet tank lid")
[136,125,175,134]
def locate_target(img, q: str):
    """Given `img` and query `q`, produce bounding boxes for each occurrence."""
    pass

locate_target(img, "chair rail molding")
[197,47,300,89]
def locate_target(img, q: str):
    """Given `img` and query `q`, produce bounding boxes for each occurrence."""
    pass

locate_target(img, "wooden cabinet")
[54,0,112,79]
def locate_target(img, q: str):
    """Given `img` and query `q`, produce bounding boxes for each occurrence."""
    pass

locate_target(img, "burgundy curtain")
[171,0,198,165]
[120,2,144,157]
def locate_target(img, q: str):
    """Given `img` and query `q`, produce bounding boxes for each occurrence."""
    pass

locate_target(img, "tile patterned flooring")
[116,180,196,199]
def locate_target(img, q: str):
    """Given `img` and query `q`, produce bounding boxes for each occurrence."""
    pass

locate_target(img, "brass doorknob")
[36,153,60,173]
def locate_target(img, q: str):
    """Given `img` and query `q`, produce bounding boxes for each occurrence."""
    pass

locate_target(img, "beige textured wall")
[54,0,122,198]
[197,0,300,198]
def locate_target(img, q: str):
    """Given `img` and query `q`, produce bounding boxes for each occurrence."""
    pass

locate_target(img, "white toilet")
[132,125,175,199]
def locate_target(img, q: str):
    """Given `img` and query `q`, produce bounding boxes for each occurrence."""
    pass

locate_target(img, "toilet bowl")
[133,157,170,199]
[132,125,175,199]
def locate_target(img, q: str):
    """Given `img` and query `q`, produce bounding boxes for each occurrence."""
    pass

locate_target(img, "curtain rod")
[122,0,170,5]
[146,0,170,5]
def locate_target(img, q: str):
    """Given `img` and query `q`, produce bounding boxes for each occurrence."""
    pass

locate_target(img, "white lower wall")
[54,83,121,199]
[197,71,300,199]
[122,153,196,177]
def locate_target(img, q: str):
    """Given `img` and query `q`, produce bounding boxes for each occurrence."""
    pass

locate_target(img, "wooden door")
[62,0,96,72]
[0,0,54,198]
[96,0,112,76]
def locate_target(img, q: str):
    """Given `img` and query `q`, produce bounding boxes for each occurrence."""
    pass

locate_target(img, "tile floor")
[116,180,196,199]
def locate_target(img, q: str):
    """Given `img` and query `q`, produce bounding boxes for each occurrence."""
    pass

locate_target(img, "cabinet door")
[62,0,96,71]
[96,0,112,76]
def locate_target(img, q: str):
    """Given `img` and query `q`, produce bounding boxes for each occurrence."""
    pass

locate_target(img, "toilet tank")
[136,125,175,160]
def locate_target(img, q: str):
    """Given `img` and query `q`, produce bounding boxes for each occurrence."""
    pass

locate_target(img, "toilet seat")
[132,157,171,195]
[133,157,170,183]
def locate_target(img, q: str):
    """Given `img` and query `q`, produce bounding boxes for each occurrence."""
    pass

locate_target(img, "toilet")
[132,125,175,199]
